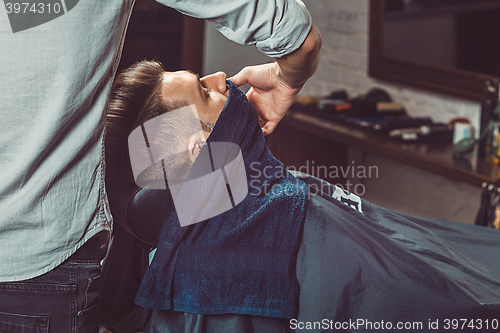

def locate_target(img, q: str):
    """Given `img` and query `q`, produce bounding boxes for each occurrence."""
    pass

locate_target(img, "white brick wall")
[300,0,480,132]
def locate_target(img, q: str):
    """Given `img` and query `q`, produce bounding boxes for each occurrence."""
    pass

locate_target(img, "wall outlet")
[326,11,358,34]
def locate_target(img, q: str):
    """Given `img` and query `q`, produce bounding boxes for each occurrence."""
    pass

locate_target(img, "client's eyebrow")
[185,70,206,102]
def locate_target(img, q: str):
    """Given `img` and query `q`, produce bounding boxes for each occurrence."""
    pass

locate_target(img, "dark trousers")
[0,233,108,333]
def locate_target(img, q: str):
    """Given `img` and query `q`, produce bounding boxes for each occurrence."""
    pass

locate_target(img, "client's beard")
[130,105,205,190]
[136,149,194,189]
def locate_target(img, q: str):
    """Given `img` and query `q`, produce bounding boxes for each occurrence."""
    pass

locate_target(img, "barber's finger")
[258,116,267,128]
[229,67,251,87]
[262,121,278,136]
[245,86,256,103]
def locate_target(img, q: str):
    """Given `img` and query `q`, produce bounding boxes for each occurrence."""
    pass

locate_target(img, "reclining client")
[105,60,500,333]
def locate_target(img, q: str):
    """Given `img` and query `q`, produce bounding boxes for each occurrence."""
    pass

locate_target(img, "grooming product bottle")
[479,80,499,157]
[486,111,500,165]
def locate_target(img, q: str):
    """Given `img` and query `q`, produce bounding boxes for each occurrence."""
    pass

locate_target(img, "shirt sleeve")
[155,0,312,58]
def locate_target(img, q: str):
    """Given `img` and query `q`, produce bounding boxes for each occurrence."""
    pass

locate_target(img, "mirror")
[369,0,500,101]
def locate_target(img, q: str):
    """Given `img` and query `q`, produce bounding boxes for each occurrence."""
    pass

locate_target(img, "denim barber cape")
[135,81,309,318]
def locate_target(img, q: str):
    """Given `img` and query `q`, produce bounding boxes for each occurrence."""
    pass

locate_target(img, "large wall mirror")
[369,0,500,101]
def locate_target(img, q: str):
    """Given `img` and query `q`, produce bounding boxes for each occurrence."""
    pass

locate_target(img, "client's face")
[160,70,229,134]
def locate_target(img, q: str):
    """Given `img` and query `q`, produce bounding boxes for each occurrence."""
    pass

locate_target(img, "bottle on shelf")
[486,110,500,165]
[479,79,499,157]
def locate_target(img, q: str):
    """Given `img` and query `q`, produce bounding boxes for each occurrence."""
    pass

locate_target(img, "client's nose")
[200,72,228,95]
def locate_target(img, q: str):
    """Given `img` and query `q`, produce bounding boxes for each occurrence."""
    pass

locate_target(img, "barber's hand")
[230,22,322,135]
[230,62,301,136]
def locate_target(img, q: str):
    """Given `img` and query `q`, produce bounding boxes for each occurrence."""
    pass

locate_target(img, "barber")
[0,0,320,332]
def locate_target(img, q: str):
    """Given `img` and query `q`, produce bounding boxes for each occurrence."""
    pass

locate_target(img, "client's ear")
[187,130,206,159]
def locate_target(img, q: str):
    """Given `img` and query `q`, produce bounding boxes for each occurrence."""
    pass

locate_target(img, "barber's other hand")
[230,62,300,136]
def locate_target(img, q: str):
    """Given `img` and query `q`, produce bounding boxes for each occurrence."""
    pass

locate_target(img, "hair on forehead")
[105,59,189,171]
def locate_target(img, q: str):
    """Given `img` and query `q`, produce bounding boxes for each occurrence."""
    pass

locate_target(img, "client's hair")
[105,60,188,170]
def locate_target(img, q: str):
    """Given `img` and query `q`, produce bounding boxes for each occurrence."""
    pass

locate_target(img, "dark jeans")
[0,258,102,333]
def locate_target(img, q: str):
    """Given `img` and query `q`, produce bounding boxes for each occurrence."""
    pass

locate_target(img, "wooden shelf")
[284,110,500,188]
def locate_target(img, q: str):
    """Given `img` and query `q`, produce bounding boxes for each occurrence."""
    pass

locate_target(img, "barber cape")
[134,81,309,318]
[141,172,500,332]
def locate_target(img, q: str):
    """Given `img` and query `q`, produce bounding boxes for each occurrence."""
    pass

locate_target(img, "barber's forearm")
[275,22,322,90]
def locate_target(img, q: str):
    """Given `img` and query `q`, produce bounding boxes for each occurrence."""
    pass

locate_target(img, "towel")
[135,81,309,319]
